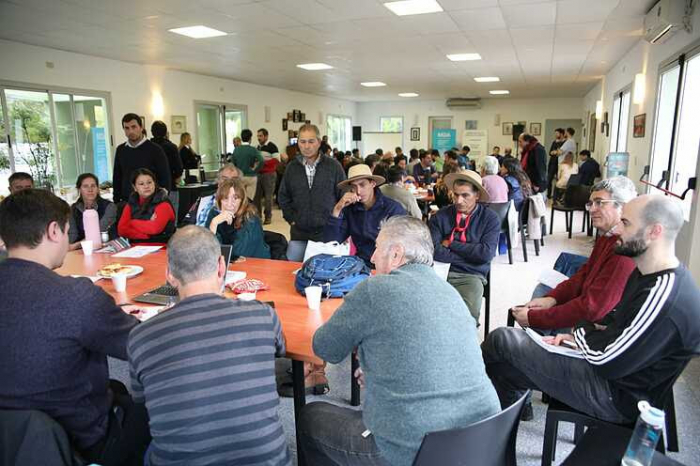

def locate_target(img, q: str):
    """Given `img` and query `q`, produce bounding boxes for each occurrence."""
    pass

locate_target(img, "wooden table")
[56,249,345,464]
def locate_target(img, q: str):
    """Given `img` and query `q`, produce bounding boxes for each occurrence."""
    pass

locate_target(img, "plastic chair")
[550,185,591,239]
[413,390,530,466]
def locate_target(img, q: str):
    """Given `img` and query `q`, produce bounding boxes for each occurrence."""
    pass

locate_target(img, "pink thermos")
[83,209,102,248]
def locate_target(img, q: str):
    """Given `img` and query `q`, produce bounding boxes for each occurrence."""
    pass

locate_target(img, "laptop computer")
[133,245,233,306]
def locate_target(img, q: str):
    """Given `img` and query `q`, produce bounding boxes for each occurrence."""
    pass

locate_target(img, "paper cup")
[238,292,257,301]
[81,240,93,256]
[305,286,322,311]
[112,273,127,292]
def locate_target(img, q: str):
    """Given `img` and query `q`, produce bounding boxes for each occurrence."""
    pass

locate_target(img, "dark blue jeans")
[298,402,390,466]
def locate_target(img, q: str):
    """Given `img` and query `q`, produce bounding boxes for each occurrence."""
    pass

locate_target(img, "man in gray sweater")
[299,216,500,466]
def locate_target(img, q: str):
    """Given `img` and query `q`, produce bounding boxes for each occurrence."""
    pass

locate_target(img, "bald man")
[483,194,700,424]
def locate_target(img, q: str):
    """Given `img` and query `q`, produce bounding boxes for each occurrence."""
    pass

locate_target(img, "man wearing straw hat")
[324,164,406,267]
[428,170,500,323]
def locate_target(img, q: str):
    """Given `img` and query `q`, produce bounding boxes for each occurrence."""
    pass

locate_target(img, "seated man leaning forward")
[511,176,638,331]
[127,225,290,466]
[483,195,700,425]
[324,164,406,267]
[0,189,149,465]
[428,170,500,323]
[300,216,500,466]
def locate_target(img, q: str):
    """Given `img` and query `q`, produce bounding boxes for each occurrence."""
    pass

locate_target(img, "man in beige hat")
[428,170,501,323]
[324,164,406,266]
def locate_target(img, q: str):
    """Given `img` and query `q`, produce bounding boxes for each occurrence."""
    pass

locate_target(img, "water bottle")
[621,401,665,466]
[83,209,102,248]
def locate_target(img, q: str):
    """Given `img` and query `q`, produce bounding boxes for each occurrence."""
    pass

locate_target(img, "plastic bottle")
[621,401,665,466]
[83,209,102,248]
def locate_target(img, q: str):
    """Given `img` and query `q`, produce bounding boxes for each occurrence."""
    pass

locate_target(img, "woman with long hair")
[205,178,270,259]
[117,168,176,243]
[500,158,533,212]
[68,173,117,249]
[178,132,200,171]
[555,151,579,202]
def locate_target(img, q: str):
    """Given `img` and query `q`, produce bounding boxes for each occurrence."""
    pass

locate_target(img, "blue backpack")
[294,254,371,298]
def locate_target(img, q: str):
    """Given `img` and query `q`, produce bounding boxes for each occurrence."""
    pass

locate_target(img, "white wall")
[581,6,700,282]
[0,39,356,157]
[355,97,583,156]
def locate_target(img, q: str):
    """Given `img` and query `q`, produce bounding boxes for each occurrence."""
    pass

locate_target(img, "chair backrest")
[482,202,510,228]
[263,230,289,261]
[564,184,591,209]
[0,409,79,466]
[413,391,530,466]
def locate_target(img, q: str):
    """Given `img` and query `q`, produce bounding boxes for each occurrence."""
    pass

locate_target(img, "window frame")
[609,86,631,153]
[326,113,353,152]
[379,116,404,133]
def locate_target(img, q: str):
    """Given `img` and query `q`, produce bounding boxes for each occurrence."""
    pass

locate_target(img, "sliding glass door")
[195,101,247,171]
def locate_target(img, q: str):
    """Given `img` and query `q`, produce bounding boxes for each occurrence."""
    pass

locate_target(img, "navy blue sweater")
[0,258,138,450]
[428,204,500,277]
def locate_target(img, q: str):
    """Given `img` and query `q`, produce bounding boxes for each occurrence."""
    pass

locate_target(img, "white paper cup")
[112,273,127,292]
[238,292,257,301]
[305,286,322,311]
[81,240,93,256]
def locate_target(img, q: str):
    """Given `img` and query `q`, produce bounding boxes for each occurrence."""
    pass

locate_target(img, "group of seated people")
[1,123,699,466]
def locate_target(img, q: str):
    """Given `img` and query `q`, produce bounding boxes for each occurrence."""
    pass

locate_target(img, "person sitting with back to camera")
[205,178,271,259]
[117,168,176,243]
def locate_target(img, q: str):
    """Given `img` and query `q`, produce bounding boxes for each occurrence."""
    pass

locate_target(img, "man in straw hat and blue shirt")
[324,164,406,267]
[428,170,501,324]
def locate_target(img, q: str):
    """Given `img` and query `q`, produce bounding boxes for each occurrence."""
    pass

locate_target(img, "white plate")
[97,265,144,279]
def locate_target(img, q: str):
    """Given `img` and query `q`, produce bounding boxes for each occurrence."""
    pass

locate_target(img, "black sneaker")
[520,402,534,421]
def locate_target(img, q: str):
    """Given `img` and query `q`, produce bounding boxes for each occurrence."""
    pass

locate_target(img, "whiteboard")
[360,132,403,156]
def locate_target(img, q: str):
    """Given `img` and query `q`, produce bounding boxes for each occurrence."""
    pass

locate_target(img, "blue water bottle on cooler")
[621,400,665,466]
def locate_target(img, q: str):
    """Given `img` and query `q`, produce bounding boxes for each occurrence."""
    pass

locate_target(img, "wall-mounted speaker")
[352,126,362,141]
[512,124,525,141]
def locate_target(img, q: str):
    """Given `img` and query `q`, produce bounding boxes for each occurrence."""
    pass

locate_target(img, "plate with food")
[97,263,144,279]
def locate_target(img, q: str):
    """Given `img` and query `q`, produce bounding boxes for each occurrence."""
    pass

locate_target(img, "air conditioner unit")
[446,98,482,109]
[644,0,685,44]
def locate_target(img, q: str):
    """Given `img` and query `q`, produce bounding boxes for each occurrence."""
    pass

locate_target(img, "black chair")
[483,270,491,337]
[483,202,513,265]
[519,201,545,261]
[550,185,591,239]
[413,390,530,466]
[263,230,288,261]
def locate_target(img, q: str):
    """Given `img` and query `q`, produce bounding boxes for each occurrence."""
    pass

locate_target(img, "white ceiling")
[0,0,655,102]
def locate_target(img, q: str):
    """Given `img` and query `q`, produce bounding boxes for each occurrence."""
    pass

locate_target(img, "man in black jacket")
[482,194,700,423]
[547,128,564,197]
[151,121,183,211]
[278,124,346,242]
[578,150,601,185]
[518,133,548,195]
[112,113,171,202]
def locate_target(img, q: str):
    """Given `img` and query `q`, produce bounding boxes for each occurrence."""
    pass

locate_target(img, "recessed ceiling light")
[446,53,481,62]
[489,90,510,95]
[398,92,419,97]
[384,0,443,16]
[361,82,387,87]
[169,26,227,39]
[296,63,334,71]
[474,76,500,83]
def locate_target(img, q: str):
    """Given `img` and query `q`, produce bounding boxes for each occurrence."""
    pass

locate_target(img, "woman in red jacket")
[117,168,175,243]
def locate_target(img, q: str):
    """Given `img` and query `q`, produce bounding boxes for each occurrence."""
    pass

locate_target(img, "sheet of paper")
[113,245,163,258]
[525,328,584,359]
[123,305,166,322]
[538,269,569,290]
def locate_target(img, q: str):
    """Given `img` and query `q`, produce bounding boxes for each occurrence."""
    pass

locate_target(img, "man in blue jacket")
[429,170,500,323]
[324,164,405,267]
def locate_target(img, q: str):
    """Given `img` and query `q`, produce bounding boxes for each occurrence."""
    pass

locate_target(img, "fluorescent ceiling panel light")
[296,63,334,71]
[398,92,419,97]
[489,90,509,95]
[168,25,227,39]
[446,53,481,61]
[361,82,387,87]
[474,77,500,83]
[384,0,443,16]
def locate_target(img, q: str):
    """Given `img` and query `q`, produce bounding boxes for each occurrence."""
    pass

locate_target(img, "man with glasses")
[510,177,637,332]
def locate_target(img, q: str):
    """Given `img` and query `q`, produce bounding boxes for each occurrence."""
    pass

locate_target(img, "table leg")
[292,360,307,466]
[351,353,361,406]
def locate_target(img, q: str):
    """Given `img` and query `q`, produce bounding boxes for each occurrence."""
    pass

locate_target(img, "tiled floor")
[109,205,700,465]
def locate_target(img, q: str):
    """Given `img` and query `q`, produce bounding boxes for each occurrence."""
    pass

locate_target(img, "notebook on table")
[133,245,233,306]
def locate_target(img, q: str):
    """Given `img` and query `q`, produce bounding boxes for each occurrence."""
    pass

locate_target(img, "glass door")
[224,108,245,154]
[74,95,111,184]
[196,103,223,171]
[649,64,680,190]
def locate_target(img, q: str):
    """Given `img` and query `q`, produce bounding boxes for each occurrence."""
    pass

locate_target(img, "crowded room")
[2,0,700,465]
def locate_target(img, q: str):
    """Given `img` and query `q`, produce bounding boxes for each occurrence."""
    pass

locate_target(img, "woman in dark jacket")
[500,158,533,212]
[117,168,176,243]
[68,173,117,249]
[178,132,200,173]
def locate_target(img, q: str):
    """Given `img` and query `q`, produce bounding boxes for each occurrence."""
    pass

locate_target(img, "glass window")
[610,89,631,152]
[380,116,403,133]
[649,65,680,189]
[326,114,352,151]
[195,102,247,170]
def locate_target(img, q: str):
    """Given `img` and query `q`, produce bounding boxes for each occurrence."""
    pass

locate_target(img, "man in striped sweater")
[483,194,700,423]
[128,226,290,466]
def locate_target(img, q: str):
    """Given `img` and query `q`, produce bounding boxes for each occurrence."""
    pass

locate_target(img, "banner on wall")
[432,129,456,154]
[92,127,110,182]
[462,130,489,161]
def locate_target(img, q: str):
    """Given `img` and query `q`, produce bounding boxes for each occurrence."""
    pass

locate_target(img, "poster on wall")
[92,127,110,182]
[462,130,488,160]
[432,129,456,154]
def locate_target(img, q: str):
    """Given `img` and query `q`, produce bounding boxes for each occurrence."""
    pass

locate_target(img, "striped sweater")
[573,265,700,420]
[127,294,290,466]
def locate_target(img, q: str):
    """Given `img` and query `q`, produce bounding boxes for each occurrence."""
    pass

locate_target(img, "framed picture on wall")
[287,112,293,120]
[465,120,477,130]
[633,114,646,138]
[282,119,288,131]
[304,120,311,125]
[530,122,541,136]
[502,122,513,135]
[171,115,186,134]
[410,127,420,141]
[589,114,597,152]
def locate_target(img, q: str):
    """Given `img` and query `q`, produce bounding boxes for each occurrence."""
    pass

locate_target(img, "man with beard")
[482,194,700,424]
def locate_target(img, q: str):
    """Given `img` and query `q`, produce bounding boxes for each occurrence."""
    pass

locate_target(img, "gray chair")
[286,240,308,263]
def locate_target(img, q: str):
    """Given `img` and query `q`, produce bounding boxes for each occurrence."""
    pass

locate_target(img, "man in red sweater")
[511,176,638,330]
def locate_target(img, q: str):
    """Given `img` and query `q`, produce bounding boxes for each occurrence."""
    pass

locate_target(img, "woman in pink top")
[481,156,509,203]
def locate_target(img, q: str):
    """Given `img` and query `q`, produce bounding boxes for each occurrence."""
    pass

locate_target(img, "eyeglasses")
[585,199,619,211]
